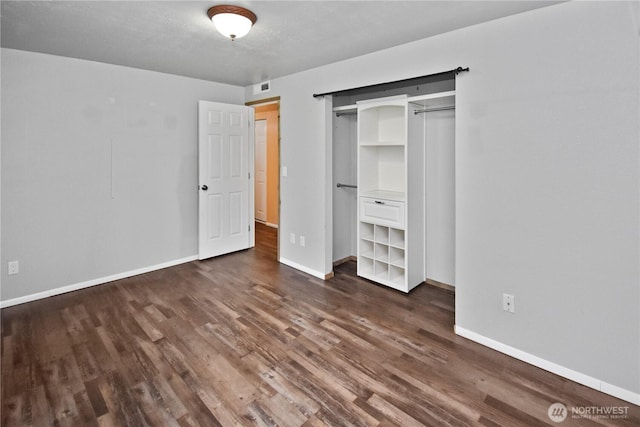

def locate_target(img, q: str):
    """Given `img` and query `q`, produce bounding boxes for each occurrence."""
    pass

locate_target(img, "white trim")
[601,382,640,406]
[0,255,198,309]
[454,326,640,406]
[265,222,279,229]
[279,257,326,280]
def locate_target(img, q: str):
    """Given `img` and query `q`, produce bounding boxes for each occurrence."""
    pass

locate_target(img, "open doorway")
[247,97,280,257]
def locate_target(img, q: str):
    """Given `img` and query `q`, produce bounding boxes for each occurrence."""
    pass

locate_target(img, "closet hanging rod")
[413,106,455,115]
[337,183,357,189]
[335,111,357,117]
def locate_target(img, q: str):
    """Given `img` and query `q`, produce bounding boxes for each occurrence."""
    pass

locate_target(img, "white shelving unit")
[356,95,424,292]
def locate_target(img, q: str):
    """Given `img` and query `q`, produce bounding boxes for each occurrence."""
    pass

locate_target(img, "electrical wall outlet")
[503,293,515,313]
[290,233,296,244]
[8,261,19,276]
[299,236,306,247]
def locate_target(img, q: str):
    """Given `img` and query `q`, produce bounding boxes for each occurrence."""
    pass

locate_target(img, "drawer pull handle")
[374,200,385,205]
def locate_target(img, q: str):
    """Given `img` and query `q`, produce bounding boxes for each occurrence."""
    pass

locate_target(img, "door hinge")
[248,225,251,232]
[248,172,251,179]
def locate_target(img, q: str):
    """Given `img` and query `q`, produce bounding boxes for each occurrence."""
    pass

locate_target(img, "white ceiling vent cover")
[253,81,271,95]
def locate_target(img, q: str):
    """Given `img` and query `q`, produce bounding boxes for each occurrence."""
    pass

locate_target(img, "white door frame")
[254,119,267,223]
[246,97,281,260]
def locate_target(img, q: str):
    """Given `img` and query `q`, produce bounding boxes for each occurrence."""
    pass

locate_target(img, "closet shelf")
[408,91,455,109]
[360,190,404,202]
[332,104,357,117]
[359,140,405,147]
[334,92,455,114]
[333,104,357,112]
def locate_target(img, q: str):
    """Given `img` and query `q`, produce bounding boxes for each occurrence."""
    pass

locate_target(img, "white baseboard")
[454,326,640,406]
[0,255,198,309]
[601,381,640,406]
[279,257,327,280]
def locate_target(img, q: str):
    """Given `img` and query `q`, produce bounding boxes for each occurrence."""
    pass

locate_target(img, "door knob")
[201,185,208,191]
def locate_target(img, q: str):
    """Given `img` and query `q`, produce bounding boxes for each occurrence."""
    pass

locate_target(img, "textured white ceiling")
[1,1,561,86]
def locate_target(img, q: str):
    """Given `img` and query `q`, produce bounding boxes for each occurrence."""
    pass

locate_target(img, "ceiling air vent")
[253,81,270,95]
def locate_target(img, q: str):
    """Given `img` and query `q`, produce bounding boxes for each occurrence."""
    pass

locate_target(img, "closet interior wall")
[331,76,455,287]
[425,107,455,286]
[332,111,358,264]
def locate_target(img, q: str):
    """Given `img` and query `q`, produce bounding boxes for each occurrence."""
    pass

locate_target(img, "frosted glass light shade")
[212,13,252,39]
[207,5,257,40]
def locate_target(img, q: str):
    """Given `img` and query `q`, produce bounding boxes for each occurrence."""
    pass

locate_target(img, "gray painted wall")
[1,48,244,301]
[245,1,640,396]
[454,2,639,395]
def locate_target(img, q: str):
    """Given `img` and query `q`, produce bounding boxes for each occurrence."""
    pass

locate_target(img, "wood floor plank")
[95,325,123,366]
[263,393,310,427]
[1,394,23,426]
[165,373,223,427]
[84,378,109,418]
[275,358,371,427]
[99,371,148,426]
[240,351,321,419]
[2,223,639,426]
[150,375,189,421]
[367,393,431,427]
[39,356,84,424]
[73,388,100,426]
[29,385,56,427]
[131,380,181,427]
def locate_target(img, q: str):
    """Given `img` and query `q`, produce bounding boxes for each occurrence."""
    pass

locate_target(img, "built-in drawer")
[360,197,405,228]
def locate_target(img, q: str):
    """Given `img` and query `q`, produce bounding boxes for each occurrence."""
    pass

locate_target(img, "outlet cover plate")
[503,293,515,313]
[8,261,19,275]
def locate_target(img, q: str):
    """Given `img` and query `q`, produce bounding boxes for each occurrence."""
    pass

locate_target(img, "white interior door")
[255,119,267,222]
[198,100,254,260]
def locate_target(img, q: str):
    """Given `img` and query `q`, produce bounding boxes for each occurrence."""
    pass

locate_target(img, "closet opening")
[330,74,456,292]
[247,97,280,259]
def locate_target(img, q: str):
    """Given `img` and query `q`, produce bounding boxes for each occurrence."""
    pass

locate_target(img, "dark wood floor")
[2,223,638,426]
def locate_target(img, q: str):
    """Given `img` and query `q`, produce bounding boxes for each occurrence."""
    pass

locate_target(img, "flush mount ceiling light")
[207,5,257,41]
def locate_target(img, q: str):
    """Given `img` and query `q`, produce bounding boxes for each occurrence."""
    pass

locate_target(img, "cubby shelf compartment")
[374,243,389,262]
[359,257,374,276]
[374,261,389,279]
[374,225,389,244]
[360,222,374,241]
[389,265,406,286]
[360,240,374,259]
[389,247,405,268]
[389,228,405,248]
